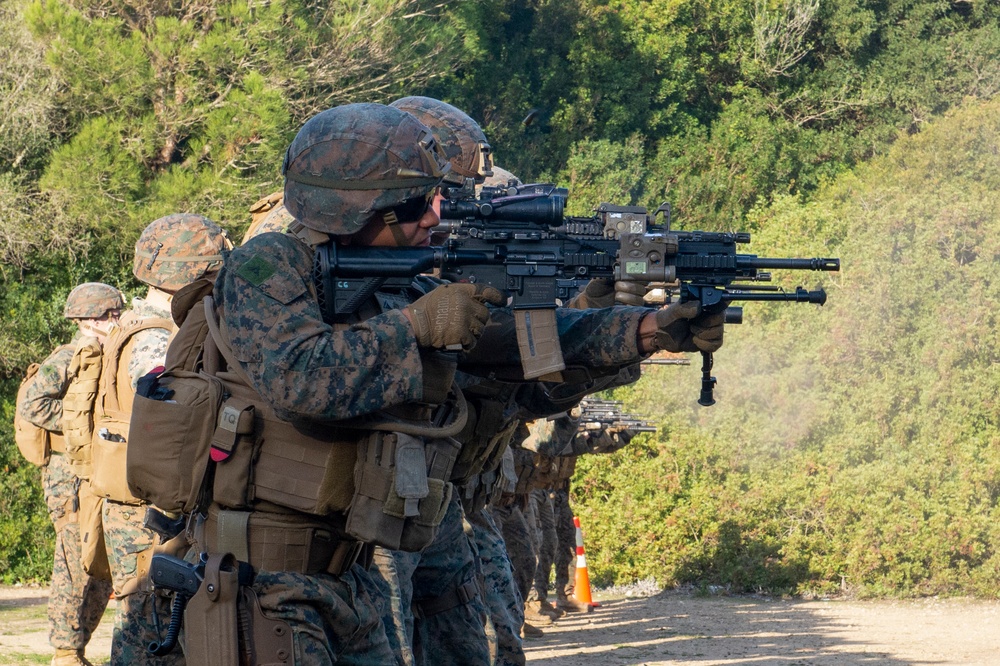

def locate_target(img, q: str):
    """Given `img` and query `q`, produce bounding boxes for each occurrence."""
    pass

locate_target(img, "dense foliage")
[577,96,1000,596]
[1,0,999,593]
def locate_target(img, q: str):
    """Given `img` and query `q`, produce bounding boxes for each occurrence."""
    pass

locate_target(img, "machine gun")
[313,181,839,403]
[578,399,657,434]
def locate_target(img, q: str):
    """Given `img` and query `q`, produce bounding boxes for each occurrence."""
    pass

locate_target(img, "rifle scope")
[440,184,567,227]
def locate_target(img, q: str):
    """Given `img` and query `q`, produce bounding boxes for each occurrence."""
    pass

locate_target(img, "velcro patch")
[236,255,276,286]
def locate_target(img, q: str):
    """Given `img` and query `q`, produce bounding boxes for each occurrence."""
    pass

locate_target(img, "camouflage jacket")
[18,333,82,431]
[123,298,173,390]
[215,232,653,423]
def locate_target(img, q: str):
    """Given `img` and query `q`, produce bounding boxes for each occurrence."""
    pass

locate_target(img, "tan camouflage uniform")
[18,335,113,663]
[102,298,180,666]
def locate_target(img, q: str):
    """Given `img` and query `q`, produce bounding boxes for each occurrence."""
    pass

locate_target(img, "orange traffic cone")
[573,516,600,608]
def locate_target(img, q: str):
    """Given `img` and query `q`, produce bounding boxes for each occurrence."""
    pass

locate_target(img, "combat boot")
[523,600,554,626]
[556,593,594,613]
[51,649,93,666]
[520,622,544,639]
[537,598,565,619]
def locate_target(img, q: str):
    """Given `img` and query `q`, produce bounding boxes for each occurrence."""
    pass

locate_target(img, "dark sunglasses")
[384,191,434,224]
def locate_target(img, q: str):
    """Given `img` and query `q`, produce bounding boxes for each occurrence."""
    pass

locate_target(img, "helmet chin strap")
[379,209,413,246]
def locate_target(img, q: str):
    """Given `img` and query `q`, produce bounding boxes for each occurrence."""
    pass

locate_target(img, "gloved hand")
[569,278,647,309]
[405,283,506,351]
[642,300,725,353]
[614,280,647,306]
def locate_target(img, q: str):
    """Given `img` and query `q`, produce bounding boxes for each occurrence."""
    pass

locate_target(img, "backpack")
[88,312,174,503]
[13,344,73,466]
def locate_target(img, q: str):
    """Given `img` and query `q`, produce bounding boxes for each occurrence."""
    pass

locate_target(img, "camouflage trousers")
[193,565,395,665]
[467,508,525,666]
[102,500,183,666]
[370,548,416,666]
[529,489,557,603]
[42,454,112,651]
[370,494,489,666]
[552,488,577,597]
[491,502,535,612]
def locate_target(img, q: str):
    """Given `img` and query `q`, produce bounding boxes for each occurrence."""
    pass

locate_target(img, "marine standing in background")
[527,413,635,615]
[92,214,231,665]
[16,283,122,666]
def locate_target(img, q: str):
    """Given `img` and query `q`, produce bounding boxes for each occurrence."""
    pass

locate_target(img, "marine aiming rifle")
[313,180,839,404]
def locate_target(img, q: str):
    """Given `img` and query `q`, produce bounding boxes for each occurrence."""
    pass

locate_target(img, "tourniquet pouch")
[128,370,228,513]
[212,378,358,515]
[78,478,111,581]
[345,431,460,551]
[184,553,240,666]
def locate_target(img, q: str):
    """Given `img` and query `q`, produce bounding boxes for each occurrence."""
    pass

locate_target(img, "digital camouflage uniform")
[530,417,633,607]
[528,488,557,604]
[371,496,489,666]
[102,297,180,666]
[18,335,113,662]
[466,507,524,666]
[209,230,405,665]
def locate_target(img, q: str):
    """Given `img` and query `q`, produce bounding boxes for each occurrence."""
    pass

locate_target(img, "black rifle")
[314,181,839,402]
[578,399,657,433]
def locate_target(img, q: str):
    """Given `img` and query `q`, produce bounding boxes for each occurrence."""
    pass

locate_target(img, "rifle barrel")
[740,257,840,271]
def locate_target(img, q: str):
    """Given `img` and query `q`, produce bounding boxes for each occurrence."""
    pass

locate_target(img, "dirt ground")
[527,590,1000,666]
[2,586,998,665]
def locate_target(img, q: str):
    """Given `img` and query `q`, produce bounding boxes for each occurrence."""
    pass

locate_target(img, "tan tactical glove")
[569,278,647,309]
[614,280,647,306]
[405,283,506,351]
[642,300,725,353]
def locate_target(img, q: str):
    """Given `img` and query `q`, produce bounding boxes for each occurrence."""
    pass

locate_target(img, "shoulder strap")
[101,315,174,415]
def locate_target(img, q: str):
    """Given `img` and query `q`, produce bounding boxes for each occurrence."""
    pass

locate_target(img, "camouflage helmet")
[63,282,124,319]
[133,213,233,291]
[241,202,294,244]
[390,96,493,185]
[479,165,523,191]
[282,103,450,235]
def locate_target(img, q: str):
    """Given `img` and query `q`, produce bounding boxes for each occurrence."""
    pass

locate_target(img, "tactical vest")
[13,344,73,467]
[532,452,576,491]
[128,280,464,570]
[90,312,174,503]
[63,338,103,479]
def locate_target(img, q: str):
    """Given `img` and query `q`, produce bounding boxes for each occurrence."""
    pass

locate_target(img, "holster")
[241,586,293,665]
[183,553,241,666]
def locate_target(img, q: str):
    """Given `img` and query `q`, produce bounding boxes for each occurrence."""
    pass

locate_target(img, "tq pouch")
[345,431,460,551]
